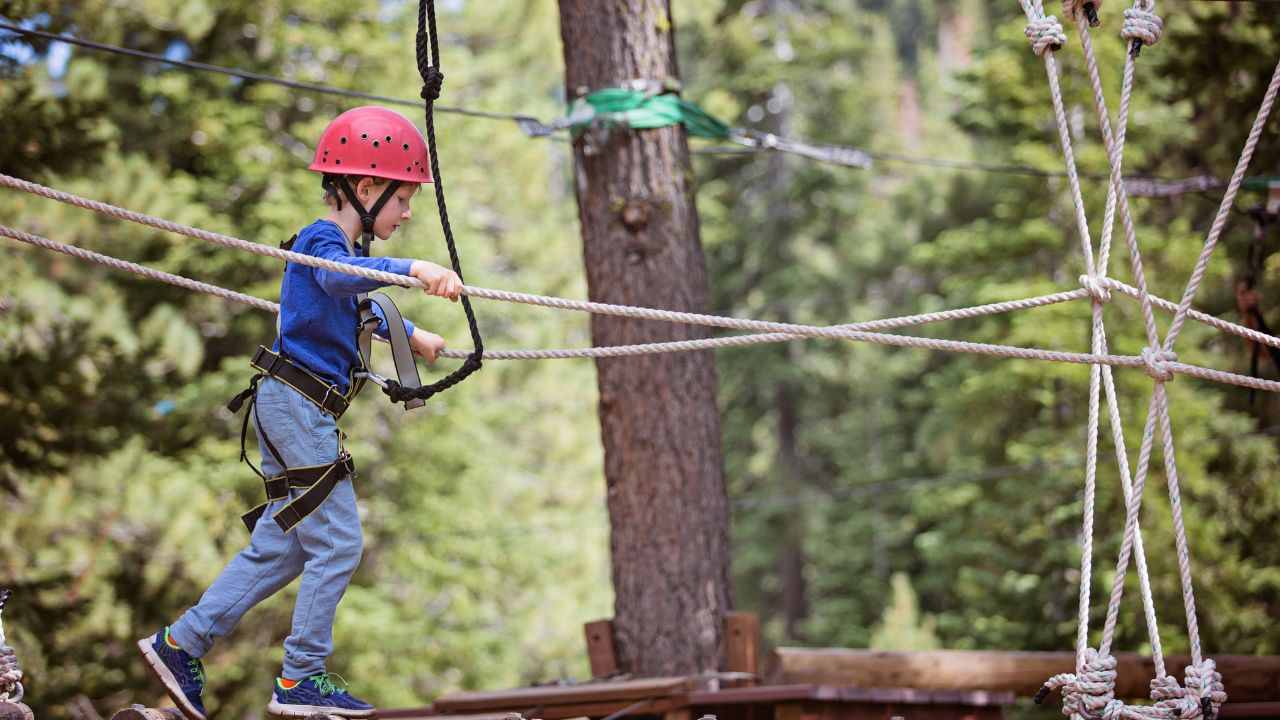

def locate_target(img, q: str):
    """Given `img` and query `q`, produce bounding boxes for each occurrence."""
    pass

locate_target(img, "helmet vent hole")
[335,159,342,165]
[403,143,410,151]
[406,166,412,172]
[371,163,377,168]
[385,135,392,142]
[340,137,347,144]
[373,140,380,148]
[361,133,368,139]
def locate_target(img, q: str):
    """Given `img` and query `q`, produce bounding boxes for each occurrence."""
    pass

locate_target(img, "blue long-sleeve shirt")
[274,219,416,393]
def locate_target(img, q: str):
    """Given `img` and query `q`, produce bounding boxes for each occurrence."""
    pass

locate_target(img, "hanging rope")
[402,0,484,403]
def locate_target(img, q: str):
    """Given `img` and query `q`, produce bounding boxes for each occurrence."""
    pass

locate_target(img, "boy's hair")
[322,174,392,210]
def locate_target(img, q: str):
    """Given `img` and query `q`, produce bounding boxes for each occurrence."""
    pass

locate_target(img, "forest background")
[1,1,1279,718]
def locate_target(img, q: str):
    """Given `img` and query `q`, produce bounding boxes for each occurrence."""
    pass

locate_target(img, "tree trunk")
[557,2,731,677]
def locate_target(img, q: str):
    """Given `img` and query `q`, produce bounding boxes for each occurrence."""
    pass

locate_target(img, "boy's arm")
[310,232,414,298]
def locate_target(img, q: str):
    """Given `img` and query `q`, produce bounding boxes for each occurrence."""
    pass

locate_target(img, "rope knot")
[1025,16,1068,56]
[1037,649,1118,719]
[1079,274,1112,303]
[421,67,445,103]
[1121,6,1163,48]
[1140,347,1177,382]
[1185,659,1227,720]
[0,644,23,702]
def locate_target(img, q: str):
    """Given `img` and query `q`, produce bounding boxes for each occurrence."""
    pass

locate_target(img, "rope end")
[1083,2,1100,26]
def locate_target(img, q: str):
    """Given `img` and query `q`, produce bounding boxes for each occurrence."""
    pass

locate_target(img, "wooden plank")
[584,620,619,679]
[435,678,692,714]
[771,648,1280,702]
[725,613,761,678]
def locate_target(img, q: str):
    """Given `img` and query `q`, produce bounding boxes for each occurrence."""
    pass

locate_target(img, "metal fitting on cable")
[1140,347,1177,382]
[1025,16,1068,56]
[1122,1,1162,57]
[1079,274,1112,304]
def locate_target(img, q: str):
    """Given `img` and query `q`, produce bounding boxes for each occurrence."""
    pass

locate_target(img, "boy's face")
[359,179,421,240]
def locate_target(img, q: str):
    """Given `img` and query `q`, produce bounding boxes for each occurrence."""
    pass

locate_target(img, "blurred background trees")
[1,1,1278,718]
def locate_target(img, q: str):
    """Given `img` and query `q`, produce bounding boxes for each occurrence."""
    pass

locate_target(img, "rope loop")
[1140,347,1177,382]
[1025,16,1069,56]
[420,66,444,103]
[1121,6,1163,48]
[1080,274,1113,303]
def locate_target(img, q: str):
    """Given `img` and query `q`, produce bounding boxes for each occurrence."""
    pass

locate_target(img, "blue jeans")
[170,377,363,679]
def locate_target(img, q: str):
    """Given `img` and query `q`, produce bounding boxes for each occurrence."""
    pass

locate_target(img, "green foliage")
[869,573,939,651]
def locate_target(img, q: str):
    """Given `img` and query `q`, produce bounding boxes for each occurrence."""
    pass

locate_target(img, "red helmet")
[308,106,433,184]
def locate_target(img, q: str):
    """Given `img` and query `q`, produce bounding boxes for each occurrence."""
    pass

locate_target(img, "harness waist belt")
[250,345,351,418]
[241,452,357,534]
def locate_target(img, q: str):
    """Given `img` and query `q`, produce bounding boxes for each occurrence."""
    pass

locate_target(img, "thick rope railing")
[7,172,1280,352]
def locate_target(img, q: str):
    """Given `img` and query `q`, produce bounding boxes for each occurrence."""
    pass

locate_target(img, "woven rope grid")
[1017,0,1279,718]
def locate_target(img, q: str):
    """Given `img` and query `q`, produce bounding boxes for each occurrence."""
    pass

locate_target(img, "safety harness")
[227,187,426,534]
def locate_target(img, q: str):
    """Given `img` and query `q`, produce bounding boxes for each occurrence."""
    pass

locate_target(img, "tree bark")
[557,1,731,677]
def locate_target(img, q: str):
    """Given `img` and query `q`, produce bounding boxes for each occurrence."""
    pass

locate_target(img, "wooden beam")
[771,648,1280,702]
[584,619,619,679]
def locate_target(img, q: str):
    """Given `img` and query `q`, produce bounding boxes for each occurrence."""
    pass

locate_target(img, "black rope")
[383,0,484,404]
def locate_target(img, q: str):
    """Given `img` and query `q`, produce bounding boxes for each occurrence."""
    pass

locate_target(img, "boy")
[136,106,462,719]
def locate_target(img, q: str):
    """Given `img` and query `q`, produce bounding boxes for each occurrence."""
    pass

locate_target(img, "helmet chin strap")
[334,175,402,255]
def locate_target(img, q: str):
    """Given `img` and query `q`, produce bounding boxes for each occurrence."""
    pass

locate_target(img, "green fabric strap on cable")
[570,88,731,140]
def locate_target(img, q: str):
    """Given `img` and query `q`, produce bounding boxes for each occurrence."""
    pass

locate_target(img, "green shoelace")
[309,672,349,697]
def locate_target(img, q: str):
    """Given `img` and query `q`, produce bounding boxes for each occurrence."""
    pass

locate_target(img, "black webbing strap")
[334,176,401,244]
[248,346,351,418]
[241,452,357,533]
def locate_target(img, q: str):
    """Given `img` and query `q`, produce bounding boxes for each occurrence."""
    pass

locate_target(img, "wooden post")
[724,612,760,685]
[585,619,619,678]
[557,0,732,678]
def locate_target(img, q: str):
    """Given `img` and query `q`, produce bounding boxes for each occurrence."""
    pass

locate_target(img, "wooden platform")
[380,676,1012,720]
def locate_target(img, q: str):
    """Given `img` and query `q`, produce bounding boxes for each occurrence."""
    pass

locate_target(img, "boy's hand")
[410,328,447,364]
[409,261,463,301]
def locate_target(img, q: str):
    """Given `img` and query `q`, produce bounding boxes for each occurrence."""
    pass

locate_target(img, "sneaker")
[267,673,375,718]
[136,628,207,720]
